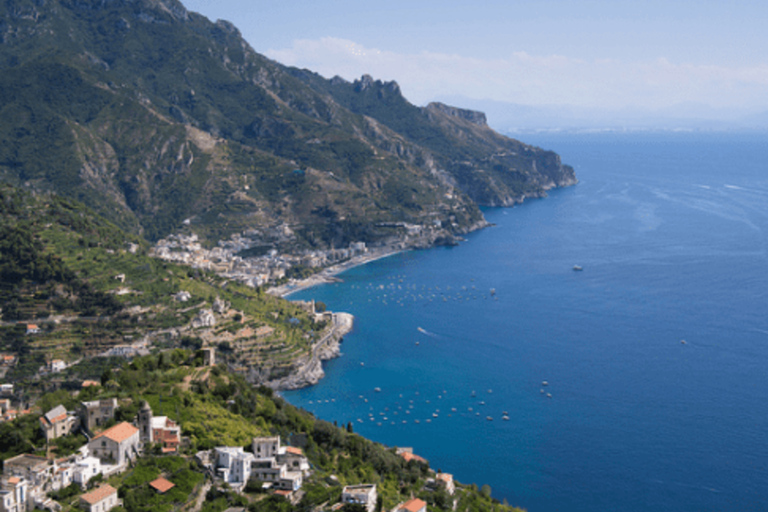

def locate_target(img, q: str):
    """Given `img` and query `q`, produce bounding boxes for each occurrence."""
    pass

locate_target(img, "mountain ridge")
[0,0,575,250]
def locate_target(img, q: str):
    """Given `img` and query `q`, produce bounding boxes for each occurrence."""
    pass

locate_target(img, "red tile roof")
[400,452,427,464]
[285,446,303,456]
[81,484,117,505]
[93,421,138,443]
[400,498,427,512]
[7,477,20,485]
[149,477,175,494]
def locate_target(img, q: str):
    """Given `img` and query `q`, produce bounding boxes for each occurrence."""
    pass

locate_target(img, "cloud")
[267,37,768,111]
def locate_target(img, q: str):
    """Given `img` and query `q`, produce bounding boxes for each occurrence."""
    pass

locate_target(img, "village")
[150,216,453,292]
[0,347,457,512]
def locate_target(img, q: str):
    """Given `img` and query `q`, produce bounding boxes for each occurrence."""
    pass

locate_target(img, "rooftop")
[284,446,303,456]
[400,498,427,512]
[81,484,117,505]
[92,421,139,443]
[149,477,175,494]
[5,454,48,470]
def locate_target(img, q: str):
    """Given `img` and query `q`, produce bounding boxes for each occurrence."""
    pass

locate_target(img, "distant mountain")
[0,0,575,248]
[434,95,768,133]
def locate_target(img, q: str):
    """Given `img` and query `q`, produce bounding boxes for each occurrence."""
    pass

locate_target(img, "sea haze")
[284,132,768,512]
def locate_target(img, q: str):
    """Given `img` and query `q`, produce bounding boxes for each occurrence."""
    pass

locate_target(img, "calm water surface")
[285,132,768,512]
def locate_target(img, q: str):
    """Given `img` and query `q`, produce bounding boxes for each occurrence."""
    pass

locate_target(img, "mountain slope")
[0,184,321,382]
[0,0,575,248]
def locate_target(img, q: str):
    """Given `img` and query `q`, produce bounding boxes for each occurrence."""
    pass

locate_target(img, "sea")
[283,131,768,512]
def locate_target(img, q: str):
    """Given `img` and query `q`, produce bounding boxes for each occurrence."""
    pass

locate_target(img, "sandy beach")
[268,247,406,298]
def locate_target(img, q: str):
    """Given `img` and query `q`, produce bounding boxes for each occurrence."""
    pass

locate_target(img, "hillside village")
[0,348,502,512]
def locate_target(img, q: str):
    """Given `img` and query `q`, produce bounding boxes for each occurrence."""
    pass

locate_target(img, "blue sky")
[181,1,768,119]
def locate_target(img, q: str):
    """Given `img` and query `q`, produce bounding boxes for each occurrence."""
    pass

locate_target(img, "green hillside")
[0,0,574,249]
[0,350,524,512]
[0,185,319,383]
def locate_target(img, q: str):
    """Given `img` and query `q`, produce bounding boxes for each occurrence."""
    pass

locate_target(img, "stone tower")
[138,400,153,444]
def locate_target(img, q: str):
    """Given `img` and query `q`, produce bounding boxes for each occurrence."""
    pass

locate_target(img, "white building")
[341,484,377,512]
[79,484,120,512]
[73,457,102,487]
[252,436,281,459]
[88,422,140,466]
[215,447,255,489]
[0,477,28,512]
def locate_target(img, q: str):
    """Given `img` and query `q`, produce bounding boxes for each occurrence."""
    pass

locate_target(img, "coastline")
[268,247,407,298]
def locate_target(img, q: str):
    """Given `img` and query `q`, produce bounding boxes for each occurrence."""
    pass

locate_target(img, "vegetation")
[0,184,319,389]
[1,350,524,511]
[0,0,573,249]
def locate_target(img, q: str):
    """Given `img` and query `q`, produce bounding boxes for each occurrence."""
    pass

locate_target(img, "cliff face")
[289,71,577,207]
[0,0,575,250]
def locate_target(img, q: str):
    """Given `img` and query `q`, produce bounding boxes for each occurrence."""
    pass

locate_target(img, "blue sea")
[284,132,768,512]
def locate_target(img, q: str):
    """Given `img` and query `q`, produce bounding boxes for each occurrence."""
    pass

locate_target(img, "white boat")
[573,265,583,271]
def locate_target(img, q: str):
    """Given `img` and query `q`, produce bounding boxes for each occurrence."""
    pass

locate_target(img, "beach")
[268,247,407,298]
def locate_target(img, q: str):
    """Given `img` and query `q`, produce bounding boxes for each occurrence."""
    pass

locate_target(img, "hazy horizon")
[181,0,768,130]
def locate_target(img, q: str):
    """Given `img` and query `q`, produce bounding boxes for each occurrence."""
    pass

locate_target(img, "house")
[2,454,51,495]
[341,484,377,512]
[0,384,14,396]
[395,498,427,512]
[250,458,302,493]
[88,422,140,466]
[214,447,254,490]
[25,325,40,335]
[0,476,28,512]
[397,448,427,465]
[436,472,455,495]
[251,436,307,490]
[79,399,118,432]
[149,477,175,494]
[49,360,66,373]
[79,484,120,512]
[252,436,281,458]
[151,416,181,453]
[136,401,180,452]
[81,380,101,389]
[280,446,310,474]
[73,457,102,487]
[40,405,77,441]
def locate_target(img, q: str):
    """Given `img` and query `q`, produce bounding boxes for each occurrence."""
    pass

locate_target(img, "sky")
[181,0,768,125]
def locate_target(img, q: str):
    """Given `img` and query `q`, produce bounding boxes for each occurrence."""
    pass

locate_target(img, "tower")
[138,400,153,444]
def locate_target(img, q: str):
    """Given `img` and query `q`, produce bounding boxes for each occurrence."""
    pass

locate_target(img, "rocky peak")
[426,102,487,127]
[353,74,402,96]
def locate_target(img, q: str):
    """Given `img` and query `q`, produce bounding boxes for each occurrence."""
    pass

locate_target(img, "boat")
[502,415,510,421]
[573,265,583,271]
[374,387,381,392]
[486,416,493,421]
